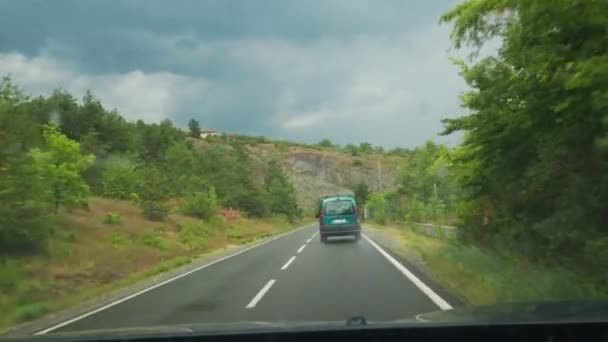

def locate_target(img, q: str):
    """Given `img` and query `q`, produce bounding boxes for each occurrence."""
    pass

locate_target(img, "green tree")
[441,0,608,260]
[359,142,374,154]
[353,181,370,207]
[0,154,54,252]
[28,125,95,212]
[264,160,301,222]
[180,187,218,221]
[344,144,359,156]
[188,118,201,138]
[101,157,138,200]
[317,139,334,148]
[137,166,171,221]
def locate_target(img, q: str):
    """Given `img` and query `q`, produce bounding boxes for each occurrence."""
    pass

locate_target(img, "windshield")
[1,0,607,339]
[324,201,355,216]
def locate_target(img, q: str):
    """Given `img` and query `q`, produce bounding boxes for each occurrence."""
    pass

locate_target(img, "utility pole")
[377,155,383,192]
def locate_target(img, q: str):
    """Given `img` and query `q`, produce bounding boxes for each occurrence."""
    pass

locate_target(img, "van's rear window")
[324,200,355,215]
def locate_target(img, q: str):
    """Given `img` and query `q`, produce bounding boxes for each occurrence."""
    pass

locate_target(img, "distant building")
[200,129,220,139]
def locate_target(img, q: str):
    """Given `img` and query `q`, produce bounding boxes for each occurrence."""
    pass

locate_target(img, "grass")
[0,197,306,332]
[368,223,608,305]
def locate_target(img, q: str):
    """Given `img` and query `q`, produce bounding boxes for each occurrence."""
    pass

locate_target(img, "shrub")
[111,232,130,248]
[101,158,137,200]
[140,200,170,221]
[14,302,50,322]
[178,222,209,251]
[0,261,22,292]
[102,212,121,224]
[179,187,218,220]
[140,231,167,251]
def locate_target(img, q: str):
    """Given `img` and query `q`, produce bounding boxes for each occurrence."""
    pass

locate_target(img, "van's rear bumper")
[320,223,361,236]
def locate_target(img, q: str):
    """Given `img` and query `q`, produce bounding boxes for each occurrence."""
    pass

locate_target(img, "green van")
[316,195,361,243]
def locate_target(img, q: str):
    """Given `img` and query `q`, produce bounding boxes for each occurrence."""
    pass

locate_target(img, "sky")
[0,0,466,148]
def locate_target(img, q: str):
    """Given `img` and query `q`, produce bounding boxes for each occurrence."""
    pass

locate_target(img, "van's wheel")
[354,232,361,241]
[320,234,327,243]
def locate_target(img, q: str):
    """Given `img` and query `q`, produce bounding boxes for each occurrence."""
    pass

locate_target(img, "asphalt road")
[46,224,448,333]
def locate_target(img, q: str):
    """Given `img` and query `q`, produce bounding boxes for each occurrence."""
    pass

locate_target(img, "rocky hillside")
[247,144,404,209]
[187,138,406,209]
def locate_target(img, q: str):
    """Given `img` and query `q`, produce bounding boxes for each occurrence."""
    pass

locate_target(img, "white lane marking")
[363,234,453,310]
[297,244,306,253]
[245,279,276,309]
[280,256,296,270]
[311,231,318,238]
[35,224,315,335]
[306,238,312,243]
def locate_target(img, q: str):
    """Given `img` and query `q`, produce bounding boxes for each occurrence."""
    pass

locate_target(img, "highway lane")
[46,223,447,333]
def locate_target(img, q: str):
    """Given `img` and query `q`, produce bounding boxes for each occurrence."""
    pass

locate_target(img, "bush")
[14,302,50,322]
[179,187,218,220]
[102,212,121,224]
[111,232,131,248]
[140,231,167,251]
[140,200,170,221]
[0,261,22,292]
[178,222,210,251]
[101,158,138,200]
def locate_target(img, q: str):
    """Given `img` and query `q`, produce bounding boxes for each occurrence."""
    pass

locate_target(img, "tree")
[137,166,171,221]
[101,157,138,200]
[344,144,359,156]
[264,160,301,222]
[188,118,201,138]
[359,142,373,154]
[353,181,370,207]
[28,125,95,212]
[440,0,608,260]
[317,139,333,148]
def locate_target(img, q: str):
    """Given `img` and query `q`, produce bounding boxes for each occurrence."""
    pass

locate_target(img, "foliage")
[103,212,121,225]
[317,139,334,148]
[28,125,95,212]
[180,187,219,221]
[440,0,608,269]
[353,181,370,207]
[137,166,171,221]
[187,118,201,138]
[140,231,167,251]
[101,157,138,200]
[264,160,301,222]
[366,192,389,224]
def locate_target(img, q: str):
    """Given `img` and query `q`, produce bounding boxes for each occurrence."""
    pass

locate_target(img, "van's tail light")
[318,211,323,224]
[356,207,361,224]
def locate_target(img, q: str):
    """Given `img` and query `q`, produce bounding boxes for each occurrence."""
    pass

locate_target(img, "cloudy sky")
[0,0,465,148]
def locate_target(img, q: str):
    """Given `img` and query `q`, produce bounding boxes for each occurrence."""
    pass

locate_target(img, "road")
[41,224,451,333]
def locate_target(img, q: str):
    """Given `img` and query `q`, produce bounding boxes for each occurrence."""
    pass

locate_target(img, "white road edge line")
[363,234,453,311]
[280,256,296,270]
[297,244,306,253]
[306,238,312,243]
[245,279,276,309]
[35,224,315,335]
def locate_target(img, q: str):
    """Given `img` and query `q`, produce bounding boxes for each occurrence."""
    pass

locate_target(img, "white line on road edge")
[35,224,315,335]
[363,234,453,311]
[306,238,312,243]
[311,231,318,238]
[297,244,306,253]
[280,256,296,270]
[245,279,276,309]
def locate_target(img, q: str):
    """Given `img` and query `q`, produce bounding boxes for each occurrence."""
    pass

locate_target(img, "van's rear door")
[323,200,356,226]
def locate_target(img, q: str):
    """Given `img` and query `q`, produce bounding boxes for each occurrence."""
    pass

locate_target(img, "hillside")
[187,138,406,209]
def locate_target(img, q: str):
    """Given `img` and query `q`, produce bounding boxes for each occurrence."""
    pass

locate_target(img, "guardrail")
[410,222,459,240]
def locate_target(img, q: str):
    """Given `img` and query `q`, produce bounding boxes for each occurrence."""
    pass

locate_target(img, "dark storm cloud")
[0,0,464,147]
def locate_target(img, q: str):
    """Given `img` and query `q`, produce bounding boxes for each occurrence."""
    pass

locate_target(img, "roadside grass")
[367,224,608,305]
[0,197,306,332]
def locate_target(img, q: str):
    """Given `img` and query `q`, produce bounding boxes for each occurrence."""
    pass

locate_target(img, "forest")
[0,78,301,254]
